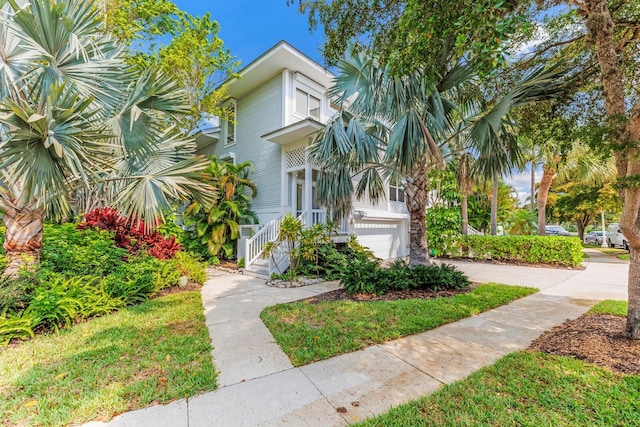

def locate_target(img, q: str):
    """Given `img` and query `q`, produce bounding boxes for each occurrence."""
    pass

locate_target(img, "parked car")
[584,230,605,245]
[607,223,629,250]
[545,225,571,236]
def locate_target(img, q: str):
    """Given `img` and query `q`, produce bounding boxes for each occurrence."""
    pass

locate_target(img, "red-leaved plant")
[78,207,181,260]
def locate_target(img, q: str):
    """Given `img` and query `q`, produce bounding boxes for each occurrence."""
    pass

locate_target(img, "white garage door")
[353,220,407,259]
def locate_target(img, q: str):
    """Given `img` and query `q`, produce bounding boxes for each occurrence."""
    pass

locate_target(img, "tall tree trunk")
[537,164,555,236]
[582,0,640,338]
[405,162,430,266]
[490,174,498,235]
[530,161,536,212]
[2,206,45,276]
[461,194,469,235]
[576,213,591,242]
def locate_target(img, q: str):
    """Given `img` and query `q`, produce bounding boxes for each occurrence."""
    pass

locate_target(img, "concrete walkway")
[87,249,628,426]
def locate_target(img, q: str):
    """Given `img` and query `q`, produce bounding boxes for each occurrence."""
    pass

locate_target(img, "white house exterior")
[195,41,410,276]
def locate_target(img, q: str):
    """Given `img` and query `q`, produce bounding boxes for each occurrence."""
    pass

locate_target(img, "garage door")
[353,220,408,259]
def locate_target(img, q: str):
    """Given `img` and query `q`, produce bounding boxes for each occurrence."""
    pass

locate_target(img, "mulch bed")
[529,314,640,375]
[300,285,475,304]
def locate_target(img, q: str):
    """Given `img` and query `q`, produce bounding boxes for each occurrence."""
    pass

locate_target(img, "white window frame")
[389,184,405,203]
[295,88,321,120]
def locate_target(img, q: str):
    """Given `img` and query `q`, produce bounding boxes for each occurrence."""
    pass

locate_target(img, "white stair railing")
[467,225,483,236]
[267,211,308,276]
[245,215,283,271]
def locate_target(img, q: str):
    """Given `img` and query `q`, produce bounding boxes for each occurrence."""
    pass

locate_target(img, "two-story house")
[195,41,410,277]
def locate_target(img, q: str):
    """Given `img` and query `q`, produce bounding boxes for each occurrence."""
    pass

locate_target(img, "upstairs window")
[225,103,236,146]
[295,88,321,120]
[389,185,405,203]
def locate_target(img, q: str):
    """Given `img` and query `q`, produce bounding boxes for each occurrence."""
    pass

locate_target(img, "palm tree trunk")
[405,163,430,266]
[461,194,468,235]
[490,174,498,235]
[537,165,555,236]
[2,206,45,276]
[530,161,536,212]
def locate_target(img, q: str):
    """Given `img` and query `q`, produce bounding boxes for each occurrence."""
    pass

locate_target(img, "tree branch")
[516,35,586,69]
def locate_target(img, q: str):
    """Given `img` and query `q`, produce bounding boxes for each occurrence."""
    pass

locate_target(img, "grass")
[261,283,536,366]
[618,254,630,261]
[589,299,628,317]
[0,291,216,426]
[355,351,640,427]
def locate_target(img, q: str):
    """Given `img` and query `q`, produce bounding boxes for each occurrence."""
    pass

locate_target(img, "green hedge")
[446,235,584,267]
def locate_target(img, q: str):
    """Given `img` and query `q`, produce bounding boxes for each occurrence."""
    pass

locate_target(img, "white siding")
[201,74,284,224]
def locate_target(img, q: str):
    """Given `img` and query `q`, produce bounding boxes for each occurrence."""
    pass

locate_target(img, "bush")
[426,206,462,257]
[0,310,37,346]
[102,256,159,305]
[172,252,208,284]
[341,259,470,295]
[0,275,33,312]
[78,207,182,260]
[40,224,127,277]
[293,235,376,280]
[448,235,584,267]
[340,258,387,295]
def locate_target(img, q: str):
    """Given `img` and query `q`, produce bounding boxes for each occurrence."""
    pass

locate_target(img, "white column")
[304,153,312,226]
[290,172,297,217]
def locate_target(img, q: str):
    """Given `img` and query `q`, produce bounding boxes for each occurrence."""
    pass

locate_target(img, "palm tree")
[310,51,466,265]
[312,50,566,263]
[0,0,215,274]
[467,64,567,235]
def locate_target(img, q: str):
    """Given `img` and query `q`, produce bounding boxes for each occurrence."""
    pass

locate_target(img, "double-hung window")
[389,184,405,203]
[295,88,320,120]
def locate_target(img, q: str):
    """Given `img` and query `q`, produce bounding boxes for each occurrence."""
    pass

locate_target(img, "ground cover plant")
[261,284,535,365]
[0,221,207,345]
[0,291,217,426]
[355,300,639,426]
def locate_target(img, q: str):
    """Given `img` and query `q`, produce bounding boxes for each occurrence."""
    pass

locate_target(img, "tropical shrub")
[78,207,182,260]
[340,258,388,295]
[0,275,32,312]
[41,223,127,277]
[171,252,208,284]
[102,256,160,305]
[185,157,258,259]
[0,310,37,346]
[27,279,84,330]
[341,259,470,295]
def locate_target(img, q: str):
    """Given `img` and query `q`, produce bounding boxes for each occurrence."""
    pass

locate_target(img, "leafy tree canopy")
[102,0,239,131]
[290,0,529,79]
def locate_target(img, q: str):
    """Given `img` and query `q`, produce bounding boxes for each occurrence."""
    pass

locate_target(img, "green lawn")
[589,299,628,317]
[261,284,536,366]
[0,291,216,426]
[356,298,637,426]
[356,352,640,427]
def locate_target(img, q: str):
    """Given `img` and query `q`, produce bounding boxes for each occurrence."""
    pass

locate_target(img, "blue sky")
[173,1,326,68]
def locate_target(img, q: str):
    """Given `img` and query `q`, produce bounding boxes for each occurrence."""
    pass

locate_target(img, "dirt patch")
[167,320,198,336]
[154,282,201,297]
[529,314,640,375]
[299,285,475,304]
